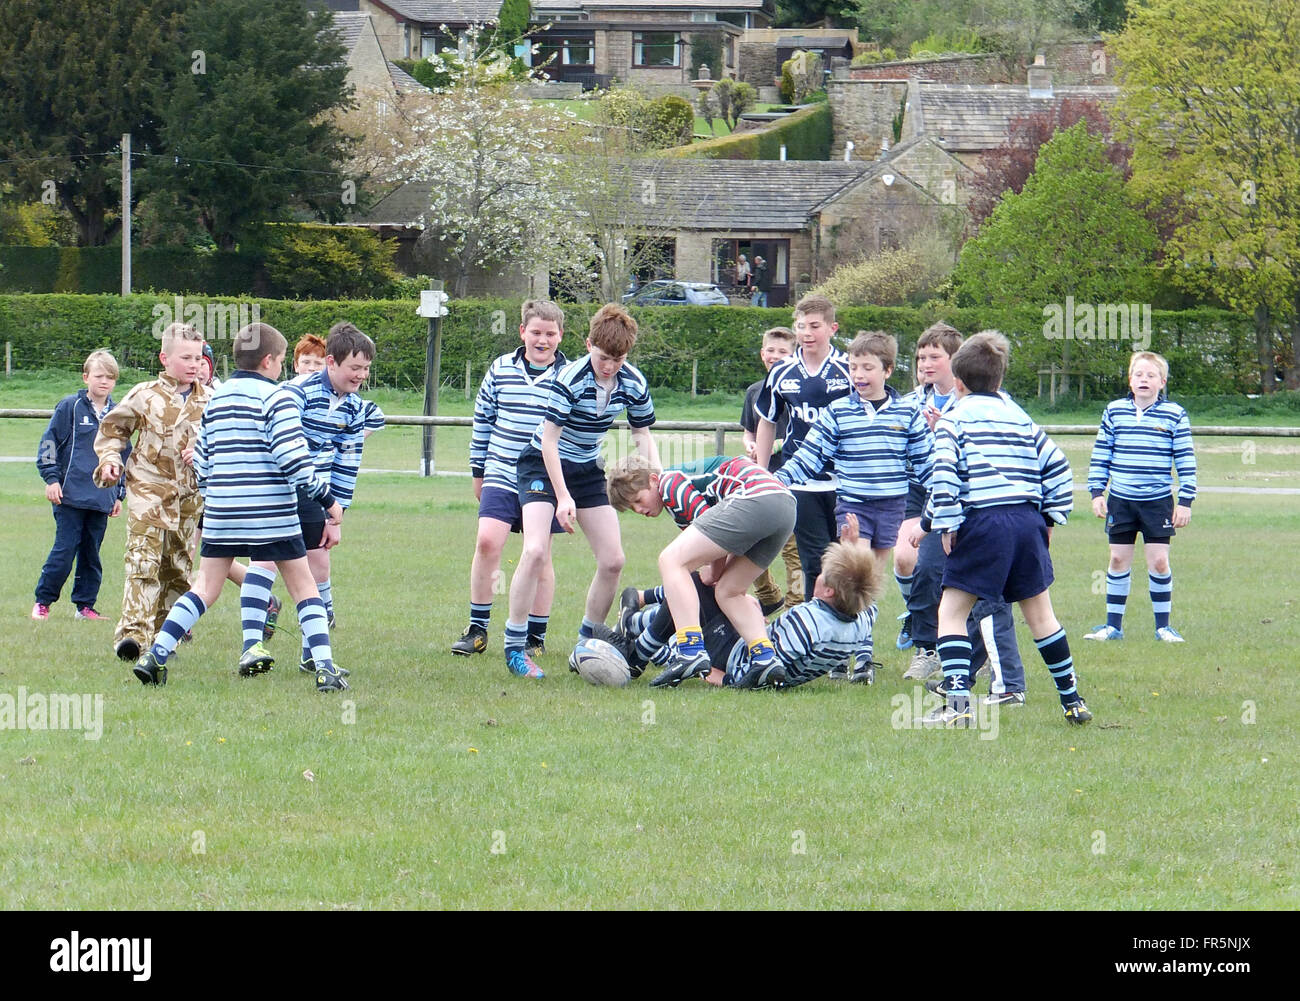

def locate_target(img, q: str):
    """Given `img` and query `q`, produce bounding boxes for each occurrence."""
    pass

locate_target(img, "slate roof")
[917,83,1119,151]
[350,161,875,231]
[572,0,765,8]
[375,1,505,22]
[329,11,367,51]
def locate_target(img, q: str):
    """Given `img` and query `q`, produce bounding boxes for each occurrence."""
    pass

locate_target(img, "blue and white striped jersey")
[1087,395,1197,505]
[194,372,334,544]
[755,348,852,491]
[903,382,958,491]
[470,347,567,492]
[723,598,875,688]
[530,354,655,463]
[776,386,933,500]
[282,370,369,509]
[927,391,1073,532]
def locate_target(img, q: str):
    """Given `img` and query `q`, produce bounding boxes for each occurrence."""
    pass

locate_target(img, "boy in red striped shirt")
[607,454,795,687]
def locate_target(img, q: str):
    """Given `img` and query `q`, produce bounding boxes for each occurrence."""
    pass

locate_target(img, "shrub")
[648,95,695,146]
[663,102,831,161]
[263,226,400,300]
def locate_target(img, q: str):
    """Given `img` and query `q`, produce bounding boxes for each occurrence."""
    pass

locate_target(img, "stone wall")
[826,79,909,160]
[739,40,778,88]
[847,39,1114,87]
[813,177,943,281]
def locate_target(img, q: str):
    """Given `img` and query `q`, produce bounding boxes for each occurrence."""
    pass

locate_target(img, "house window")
[718,13,746,27]
[634,32,680,68]
[690,12,716,21]
[421,30,461,58]
[537,36,594,68]
[878,227,900,252]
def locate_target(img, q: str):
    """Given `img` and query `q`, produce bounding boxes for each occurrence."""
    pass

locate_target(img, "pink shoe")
[31,603,50,621]
[75,607,106,620]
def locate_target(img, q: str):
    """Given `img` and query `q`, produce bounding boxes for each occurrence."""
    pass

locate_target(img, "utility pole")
[121,134,131,296]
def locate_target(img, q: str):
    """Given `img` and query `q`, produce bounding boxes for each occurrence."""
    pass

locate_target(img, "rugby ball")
[569,638,632,687]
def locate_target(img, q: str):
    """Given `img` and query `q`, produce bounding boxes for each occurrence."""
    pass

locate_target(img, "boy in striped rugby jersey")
[1084,351,1197,643]
[606,453,796,688]
[611,513,880,690]
[776,331,932,577]
[920,331,1091,726]
[236,323,377,675]
[452,300,568,658]
[131,323,347,693]
[502,304,660,680]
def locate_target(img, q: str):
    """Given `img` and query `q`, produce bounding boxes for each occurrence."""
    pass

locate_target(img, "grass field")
[541,97,781,139]
[1,372,1298,909]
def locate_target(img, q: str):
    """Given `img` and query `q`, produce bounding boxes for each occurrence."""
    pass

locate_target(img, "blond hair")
[522,299,565,329]
[1128,350,1168,382]
[606,454,657,512]
[160,322,203,354]
[819,540,883,617]
[83,349,119,379]
[793,293,836,325]
[762,326,796,348]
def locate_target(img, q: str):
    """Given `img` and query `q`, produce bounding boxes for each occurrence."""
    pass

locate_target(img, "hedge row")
[664,103,832,161]
[0,293,1259,399]
[0,246,274,297]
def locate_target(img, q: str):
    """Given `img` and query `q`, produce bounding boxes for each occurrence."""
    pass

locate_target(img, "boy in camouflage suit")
[94,323,210,661]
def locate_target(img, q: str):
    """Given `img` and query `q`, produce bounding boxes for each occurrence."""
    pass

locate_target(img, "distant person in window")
[753,256,771,307]
[736,254,752,290]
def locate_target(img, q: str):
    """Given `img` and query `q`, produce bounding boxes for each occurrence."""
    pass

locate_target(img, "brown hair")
[951,330,1010,394]
[762,326,796,348]
[83,349,119,379]
[605,454,657,512]
[589,303,638,357]
[793,293,836,325]
[233,322,288,372]
[293,334,327,366]
[917,321,963,357]
[160,322,203,354]
[819,540,883,617]
[848,330,897,370]
[522,299,565,329]
[327,321,376,362]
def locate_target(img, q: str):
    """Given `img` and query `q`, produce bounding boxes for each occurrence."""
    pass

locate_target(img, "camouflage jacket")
[94,372,210,530]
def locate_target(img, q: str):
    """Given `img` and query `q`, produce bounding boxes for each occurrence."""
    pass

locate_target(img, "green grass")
[541,98,780,139]
[1,372,1299,908]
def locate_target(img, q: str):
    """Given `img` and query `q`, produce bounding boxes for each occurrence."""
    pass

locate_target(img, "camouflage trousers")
[753,533,804,610]
[114,518,199,650]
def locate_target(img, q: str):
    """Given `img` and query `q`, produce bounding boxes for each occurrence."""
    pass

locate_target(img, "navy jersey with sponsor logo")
[755,348,851,490]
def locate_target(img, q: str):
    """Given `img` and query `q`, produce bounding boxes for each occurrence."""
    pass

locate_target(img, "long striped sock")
[527,614,548,645]
[936,633,972,693]
[297,597,333,671]
[240,566,277,653]
[318,578,333,619]
[1149,571,1172,630]
[629,607,656,635]
[150,592,207,663]
[1105,570,1130,630]
[1035,628,1077,705]
[470,602,492,631]
[504,620,528,653]
[895,571,914,605]
[642,586,666,606]
[579,617,600,640]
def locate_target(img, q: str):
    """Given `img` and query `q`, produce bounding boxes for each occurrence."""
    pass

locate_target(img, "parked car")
[621,280,730,307]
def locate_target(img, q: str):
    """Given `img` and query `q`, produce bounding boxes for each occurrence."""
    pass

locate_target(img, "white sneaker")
[1155,626,1185,642]
[1084,624,1124,641]
[902,647,940,680]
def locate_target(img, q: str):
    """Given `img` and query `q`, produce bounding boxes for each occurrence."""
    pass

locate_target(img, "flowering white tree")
[393,35,592,298]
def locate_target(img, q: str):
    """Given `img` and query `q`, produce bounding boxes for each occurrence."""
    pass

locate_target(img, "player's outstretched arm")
[630,424,660,471]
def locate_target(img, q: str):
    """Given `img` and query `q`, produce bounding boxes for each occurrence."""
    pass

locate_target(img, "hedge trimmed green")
[664,103,831,161]
[0,246,270,296]
[0,293,1259,399]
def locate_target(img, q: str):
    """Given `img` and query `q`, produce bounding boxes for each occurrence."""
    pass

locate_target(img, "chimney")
[1028,52,1053,98]
[878,137,890,160]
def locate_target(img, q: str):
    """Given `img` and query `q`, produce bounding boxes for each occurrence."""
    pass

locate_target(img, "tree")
[393,40,590,298]
[967,98,1128,235]
[1112,0,1300,391]
[953,123,1157,391]
[775,1,858,28]
[709,80,758,131]
[148,0,355,250]
[496,0,530,46]
[0,0,186,246]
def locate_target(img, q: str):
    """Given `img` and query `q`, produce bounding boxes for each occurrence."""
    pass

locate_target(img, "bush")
[812,249,936,307]
[909,31,986,57]
[648,95,695,146]
[0,246,270,296]
[0,294,1262,399]
[263,226,400,301]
